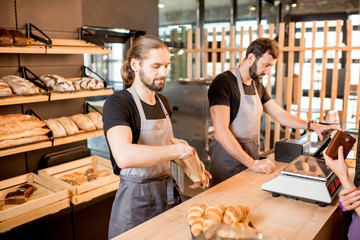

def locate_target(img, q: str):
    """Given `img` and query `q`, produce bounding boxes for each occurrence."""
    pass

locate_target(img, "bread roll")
[75,77,104,90]
[87,112,103,129]
[8,30,28,45]
[56,117,79,135]
[0,135,49,149]
[5,191,27,204]
[97,169,110,177]
[0,78,12,96]
[39,74,67,88]
[0,128,50,141]
[0,29,13,44]
[0,114,37,125]
[0,120,47,135]
[70,114,96,131]
[45,118,67,137]
[2,75,40,95]
[205,204,225,222]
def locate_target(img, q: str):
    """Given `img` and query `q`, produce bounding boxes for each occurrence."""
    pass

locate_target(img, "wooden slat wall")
[186,20,360,149]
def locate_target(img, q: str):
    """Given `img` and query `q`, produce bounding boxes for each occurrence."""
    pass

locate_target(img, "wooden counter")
[113,161,346,240]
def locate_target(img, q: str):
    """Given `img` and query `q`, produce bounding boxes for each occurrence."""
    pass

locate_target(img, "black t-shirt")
[208,70,271,124]
[103,89,171,175]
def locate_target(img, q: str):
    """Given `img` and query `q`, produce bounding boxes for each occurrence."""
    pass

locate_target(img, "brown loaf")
[5,191,27,204]
[53,81,80,92]
[87,112,103,129]
[0,114,37,125]
[2,75,40,95]
[56,117,79,135]
[39,74,67,88]
[0,29,13,44]
[0,128,50,141]
[0,135,49,149]
[75,77,104,90]
[70,114,96,131]
[0,120,47,135]
[8,30,28,45]
[45,118,67,137]
[0,78,12,96]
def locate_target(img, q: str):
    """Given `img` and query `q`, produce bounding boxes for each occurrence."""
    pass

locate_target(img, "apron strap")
[120,174,177,205]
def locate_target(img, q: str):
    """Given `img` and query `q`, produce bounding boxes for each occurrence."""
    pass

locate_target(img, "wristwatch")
[307,120,316,131]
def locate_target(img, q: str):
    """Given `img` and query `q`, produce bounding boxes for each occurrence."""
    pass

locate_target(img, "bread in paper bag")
[170,138,208,188]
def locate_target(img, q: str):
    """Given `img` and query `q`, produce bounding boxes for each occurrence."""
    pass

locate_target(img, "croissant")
[187,204,206,224]
[223,204,250,224]
[204,204,225,222]
[230,222,256,233]
[190,218,204,237]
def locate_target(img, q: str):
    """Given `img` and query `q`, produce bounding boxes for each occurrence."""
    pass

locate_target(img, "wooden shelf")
[53,129,104,146]
[0,141,52,158]
[0,88,113,106]
[0,39,111,55]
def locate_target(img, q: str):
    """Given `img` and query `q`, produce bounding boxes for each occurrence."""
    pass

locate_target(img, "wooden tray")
[0,173,69,232]
[38,155,119,204]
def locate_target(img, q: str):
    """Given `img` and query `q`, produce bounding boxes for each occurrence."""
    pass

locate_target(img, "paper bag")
[170,138,207,188]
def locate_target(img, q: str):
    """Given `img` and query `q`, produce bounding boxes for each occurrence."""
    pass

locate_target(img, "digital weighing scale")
[262,132,341,207]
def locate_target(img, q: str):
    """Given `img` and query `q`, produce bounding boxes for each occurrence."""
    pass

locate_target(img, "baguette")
[0,120,47,135]
[0,135,49,149]
[45,118,67,137]
[0,114,37,125]
[0,128,50,141]
[56,117,79,135]
[70,114,96,131]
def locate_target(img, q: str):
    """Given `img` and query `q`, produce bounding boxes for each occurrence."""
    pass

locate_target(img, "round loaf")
[75,77,104,90]
[0,78,12,96]
[2,75,39,95]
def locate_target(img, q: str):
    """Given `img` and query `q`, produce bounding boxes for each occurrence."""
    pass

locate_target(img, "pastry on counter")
[70,114,96,131]
[75,77,104,90]
[56,117,79,135]
[45,118,67,137]
[87,112,103,129]
[2,75,40,95]
[0,78,12,96]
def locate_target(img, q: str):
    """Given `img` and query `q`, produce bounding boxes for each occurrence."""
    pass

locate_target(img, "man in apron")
[208,38,340,186]
[103,35,209,239]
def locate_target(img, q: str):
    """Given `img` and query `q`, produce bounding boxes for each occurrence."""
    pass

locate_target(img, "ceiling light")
[158,3,165,8]
[291,0,297,7]
[250,6,256,11]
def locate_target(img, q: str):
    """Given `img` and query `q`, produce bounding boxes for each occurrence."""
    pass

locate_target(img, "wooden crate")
[0,173,69,233]
[38,155,119,204]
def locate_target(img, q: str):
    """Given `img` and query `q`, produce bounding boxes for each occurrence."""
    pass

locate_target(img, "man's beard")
[249,59,266,81]
[139,68,165,91]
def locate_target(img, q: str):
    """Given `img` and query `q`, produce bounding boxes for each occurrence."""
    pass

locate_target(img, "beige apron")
[108,86,181,238]
[209,68,263,186]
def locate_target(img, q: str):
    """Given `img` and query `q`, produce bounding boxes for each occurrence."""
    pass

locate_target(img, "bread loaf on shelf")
[0,114,37,125]
[70,114,96,131]
[0,120,47,135]
[0,135,49,149]
[39,74,67,88]
[0,78,12,96]
[8,30,28,45]
[0,128,50,141]
[87,112,103,129]
[75,77,104,90]
[0,29,13,44]
[45,118,67,137]
[2,75,40,95]
[56,117,79,135]
[53,81,81,92]
[4,191,27,204]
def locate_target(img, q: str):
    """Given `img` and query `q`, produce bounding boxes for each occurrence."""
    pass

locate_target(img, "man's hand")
[189,170,212,189]
[311,123,341,141]
[177,139,195,159]
[251,159,275,174]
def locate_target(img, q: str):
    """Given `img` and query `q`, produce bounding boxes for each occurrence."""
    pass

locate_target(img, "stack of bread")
[0,75,41,96]
[39,74,104,92]
[59,168,110,186]
[187,203,256,239]
[45,112,103,137]
[0,114,50,149]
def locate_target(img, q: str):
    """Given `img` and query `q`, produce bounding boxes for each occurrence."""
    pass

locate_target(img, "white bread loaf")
[0,78,12,96]
[87,112,103,129]
[2,75,40,95]
[39,74,67,88]
[0,135,49,149]
[70,114,96,131]
[56,117,79,135]
[45,118,67,137]
[0,120,47,135]
[75,77,104,90]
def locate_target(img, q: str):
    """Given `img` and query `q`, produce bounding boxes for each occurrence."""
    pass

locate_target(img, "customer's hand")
[251,159,275,174]
[324,146,348,179]
[339,188,360,211]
